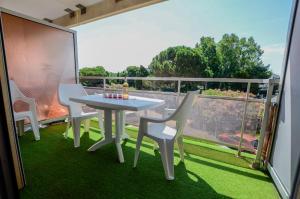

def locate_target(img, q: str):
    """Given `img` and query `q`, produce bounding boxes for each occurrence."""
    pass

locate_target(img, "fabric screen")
[1,13,77,121]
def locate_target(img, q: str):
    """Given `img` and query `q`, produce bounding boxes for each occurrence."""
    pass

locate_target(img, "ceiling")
[0,0,103,20]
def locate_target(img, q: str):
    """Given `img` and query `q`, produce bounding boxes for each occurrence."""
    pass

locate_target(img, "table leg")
[115,110,125,163]
[121,111,130,140]
[88,110,113,151]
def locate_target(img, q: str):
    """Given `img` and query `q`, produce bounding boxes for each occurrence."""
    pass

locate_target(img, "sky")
[73,0,293,75]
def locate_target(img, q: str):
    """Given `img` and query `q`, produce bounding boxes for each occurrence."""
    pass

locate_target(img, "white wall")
[270,0,300,197]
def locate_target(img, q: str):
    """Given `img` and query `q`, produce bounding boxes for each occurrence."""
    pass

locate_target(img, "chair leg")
[31,122,40,141]
[84,119,90,132]
[72,118,81,148]
[158,140,175,180]
[64,118,71,139]
[133,132,144,168]
[29,113,40,141]
[177,136,185,162]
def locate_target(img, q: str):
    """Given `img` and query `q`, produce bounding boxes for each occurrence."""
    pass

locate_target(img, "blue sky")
[73,0,293,75]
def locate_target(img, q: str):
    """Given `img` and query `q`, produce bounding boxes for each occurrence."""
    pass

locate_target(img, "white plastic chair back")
[169,91,198,138]
[9,80,26,104]
[9,80,40,140]
[58,84,87,116]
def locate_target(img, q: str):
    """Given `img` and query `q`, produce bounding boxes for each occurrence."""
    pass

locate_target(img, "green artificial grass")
[19,123,279,199]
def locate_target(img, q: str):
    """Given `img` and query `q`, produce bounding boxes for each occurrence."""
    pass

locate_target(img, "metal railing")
[80,76,280,164]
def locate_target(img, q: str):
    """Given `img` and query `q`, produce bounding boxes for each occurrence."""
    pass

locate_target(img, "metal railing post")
[177,80,181,105]
[237,82,251,157]
[103,78,106,91]
[253,79,274,168]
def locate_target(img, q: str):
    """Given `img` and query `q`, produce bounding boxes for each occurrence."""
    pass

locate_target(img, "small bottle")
[123,80,129,100]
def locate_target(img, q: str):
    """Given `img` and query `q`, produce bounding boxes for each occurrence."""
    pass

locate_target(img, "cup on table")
[117,94,123,99]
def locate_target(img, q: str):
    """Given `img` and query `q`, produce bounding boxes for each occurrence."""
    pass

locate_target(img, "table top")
[70,94,165,111]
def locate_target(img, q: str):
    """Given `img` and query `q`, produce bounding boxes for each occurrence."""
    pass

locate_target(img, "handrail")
[85,87,265,103]
[80,76,280,84]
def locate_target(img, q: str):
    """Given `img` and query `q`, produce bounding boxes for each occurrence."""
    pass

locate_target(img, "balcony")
[0,1,296,198]
[18,77,279,199]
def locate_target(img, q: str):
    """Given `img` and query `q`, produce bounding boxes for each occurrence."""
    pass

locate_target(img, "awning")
[0,0,166,27]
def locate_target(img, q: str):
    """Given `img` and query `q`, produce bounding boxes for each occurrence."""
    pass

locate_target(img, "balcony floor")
[19,123,279,199]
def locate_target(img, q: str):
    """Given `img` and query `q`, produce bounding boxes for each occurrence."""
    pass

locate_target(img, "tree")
[121,65,149,89]
[125,66,140,77]
[79,66,108,76]
[149,46,180,77]
[139,65,149,77]
[149,46,212,78]
[217,34,272,91]
[195,37,220,77]
[149,34,272,93]
[79,66,108,87]
[79,33,272,93]
[217,34,271,79]
[149,46,213,91]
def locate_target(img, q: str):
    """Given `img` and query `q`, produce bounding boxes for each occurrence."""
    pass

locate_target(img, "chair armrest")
[17,97,37,109]
[165,108,176,112]
[23,97,35,104]
[140,116,169,124]
[163,108,176,118]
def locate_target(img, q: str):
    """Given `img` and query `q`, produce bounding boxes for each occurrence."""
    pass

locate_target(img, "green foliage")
[149,34,272,93]
[80,65,149,89]
[196,37,220,77]
[149,46,212,78]
[150,34,271,81]
[80,34,272,93]
[122,65,149,77]
[216,34,271,79]
[123,65,149,89]
[79,66,108,76]
[79,66,108,87]
[216,34,272,92]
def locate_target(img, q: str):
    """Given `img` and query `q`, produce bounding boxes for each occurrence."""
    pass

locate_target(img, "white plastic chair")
[58,84,104,148]
[9,80,40,141]
[133,91,198,180]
